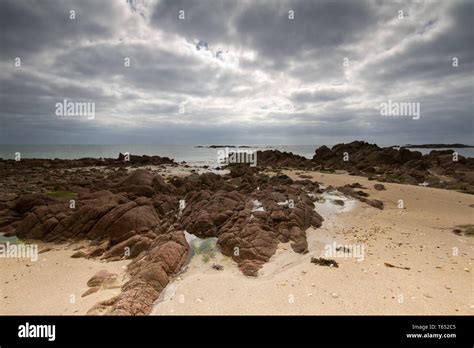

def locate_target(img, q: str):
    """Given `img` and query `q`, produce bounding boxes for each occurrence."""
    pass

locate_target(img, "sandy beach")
[151,169,473,315]
[1,156,473,315]
[0,241,129,315]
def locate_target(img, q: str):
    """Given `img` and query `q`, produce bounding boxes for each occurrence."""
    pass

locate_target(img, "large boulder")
[15,191,161,245]
[12,193,57,214]
[313,145,333,162]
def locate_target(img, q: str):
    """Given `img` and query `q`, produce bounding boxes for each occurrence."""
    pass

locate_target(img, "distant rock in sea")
[402,143,473,148]
[195,145,252,148]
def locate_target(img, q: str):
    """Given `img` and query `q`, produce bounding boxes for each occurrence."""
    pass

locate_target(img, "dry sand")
[152,170,473,315]
[0,241,129,315]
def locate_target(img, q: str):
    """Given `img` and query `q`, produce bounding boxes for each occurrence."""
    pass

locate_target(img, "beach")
[2,1,473,344]
[0,241,129,315]
[152,170,473,315]
[1,164,472,315]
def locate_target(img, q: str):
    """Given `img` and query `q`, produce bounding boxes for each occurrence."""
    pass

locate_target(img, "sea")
[0,144,473,167]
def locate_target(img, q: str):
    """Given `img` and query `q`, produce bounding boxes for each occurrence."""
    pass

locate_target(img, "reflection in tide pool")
[184,231,220,264]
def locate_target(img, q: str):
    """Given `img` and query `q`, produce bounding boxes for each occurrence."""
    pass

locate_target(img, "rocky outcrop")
[224,150,314,170]
[106,229,189,315]
[0,157,385,315]
[0,154,175,171]
[13,190,162,245]
[0,153,176,197]
[179,180,323,276]
[254,150,314,169]
[12,193,58,214]
[312,141,474,194]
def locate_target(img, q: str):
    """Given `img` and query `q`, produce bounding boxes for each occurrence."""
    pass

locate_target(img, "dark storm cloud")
[357,1,474,89]
[0,0,123,61]
[0,69,115,116]
[0,0,473,145]
[234,0,375,68]
[150,0,242,44]
[149,0,376,70]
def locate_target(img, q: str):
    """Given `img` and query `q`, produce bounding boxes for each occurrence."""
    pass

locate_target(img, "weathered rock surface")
[107,229,189,315]
[312,141,474,194]
[338,185,384,210]
[253,150,314,169]
[180,183,322,275]
[0,151,393,315]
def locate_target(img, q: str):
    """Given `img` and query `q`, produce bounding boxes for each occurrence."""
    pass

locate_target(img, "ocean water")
[0,145,317,165]
[0,144,472,165]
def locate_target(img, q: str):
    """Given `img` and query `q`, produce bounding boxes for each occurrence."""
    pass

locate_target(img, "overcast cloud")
[0,0,472,145]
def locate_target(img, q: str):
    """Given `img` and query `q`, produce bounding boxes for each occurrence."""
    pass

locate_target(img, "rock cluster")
[0,153,175,170]
[0,159,325,315]
[253,150,315,169]
[313,141,474,194]
[225,143,473,194]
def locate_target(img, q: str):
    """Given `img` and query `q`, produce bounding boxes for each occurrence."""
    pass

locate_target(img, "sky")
[0,0,473,145]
